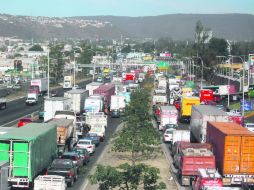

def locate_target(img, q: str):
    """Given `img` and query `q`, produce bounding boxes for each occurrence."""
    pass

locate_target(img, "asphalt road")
[68,117,121,190]
[0,79,92,127]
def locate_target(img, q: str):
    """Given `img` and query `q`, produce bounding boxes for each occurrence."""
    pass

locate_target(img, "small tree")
[29,44,43,51]
[90,163,166,190]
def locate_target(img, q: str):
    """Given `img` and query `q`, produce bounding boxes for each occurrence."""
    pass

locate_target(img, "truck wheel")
[68,178,74,187]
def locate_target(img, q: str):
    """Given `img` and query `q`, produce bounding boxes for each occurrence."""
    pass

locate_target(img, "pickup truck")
[47,159,78,187]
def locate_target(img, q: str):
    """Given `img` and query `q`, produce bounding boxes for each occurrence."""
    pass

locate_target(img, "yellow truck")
[179,96,200,122]
[181,87,193,97]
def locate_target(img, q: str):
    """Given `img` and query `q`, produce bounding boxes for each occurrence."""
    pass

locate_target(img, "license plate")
[234,178,242,182]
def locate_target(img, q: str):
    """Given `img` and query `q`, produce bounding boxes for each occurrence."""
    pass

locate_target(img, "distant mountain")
[0,13,253,41]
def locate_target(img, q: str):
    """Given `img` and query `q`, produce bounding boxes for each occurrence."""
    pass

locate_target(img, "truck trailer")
[64,89,89,114]
[190,105,229,143]
[206,122,254,185]
[0,123,57,188]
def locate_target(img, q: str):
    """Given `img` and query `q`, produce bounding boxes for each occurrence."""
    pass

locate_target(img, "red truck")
[177,148,216,186]
[200,89,214,103]
[192,168,223,190]
[93,84,115,113]
[172,142,212,169]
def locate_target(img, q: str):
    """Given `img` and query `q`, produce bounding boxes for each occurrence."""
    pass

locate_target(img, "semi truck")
[29,78,48,95]
[190,105,229,143]
[206,122,254,186]
[0,123,57,188]
[63,76,74,89]
[93,83,115,112]
[179,96,200,122]
[64,89,89,114]
[43,97,71,122]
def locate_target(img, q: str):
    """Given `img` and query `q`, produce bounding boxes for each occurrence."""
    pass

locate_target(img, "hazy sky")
[0,0,253,17]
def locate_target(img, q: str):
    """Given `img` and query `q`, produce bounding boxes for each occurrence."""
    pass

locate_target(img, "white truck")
[158,106,178,130]
[154,86,167,94]
[190,105,229,143]
[29,78,48,95]
[64,89,89,114]
[85,82,103,96]
[63,76,74,89]
[84,95,104,113]
[152,94,168,105]
[110,95,126,112]
[26,93,38,105]
[34,175,66,190]
[43,97,71,122]
[86,112,107,140]
[0,97,7,110]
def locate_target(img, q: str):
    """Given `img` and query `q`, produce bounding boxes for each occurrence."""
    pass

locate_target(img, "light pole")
[231,55,245,117]
[193,56,204,89]
[73,50,76,87]
[47,51,50,98]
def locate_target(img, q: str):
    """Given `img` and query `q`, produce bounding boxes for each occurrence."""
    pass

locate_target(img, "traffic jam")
[152,71,253,190]
[0,68,146,189]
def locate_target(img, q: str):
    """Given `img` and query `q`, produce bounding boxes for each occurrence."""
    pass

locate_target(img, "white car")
[163,128,176,143]
[76,139,95,154]
[72,85,80,90]
[245,123,254,132]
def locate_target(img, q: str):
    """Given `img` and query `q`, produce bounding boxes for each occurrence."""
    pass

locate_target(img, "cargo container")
[0,123,57,188]
[179,97,200,122]
[85,82,103,96]
[206,122,254,185]
[190,105,229,143]
[178,148,216,186]
[47,118,75,146]
[34,175,66,190]
[93,83,115,111]
[44,97,71,122]
[64,89,89,114]
[110,95,126,112]
[171,130,190,146]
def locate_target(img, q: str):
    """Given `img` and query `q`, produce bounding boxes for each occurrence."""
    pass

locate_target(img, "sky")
[0,0,253,17]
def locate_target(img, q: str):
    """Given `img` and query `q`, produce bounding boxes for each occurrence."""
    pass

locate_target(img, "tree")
[194,20,210,57]
[90,163,166,190]
[121,44,131,53]
[49,43,65,82]
[29,44,43,51]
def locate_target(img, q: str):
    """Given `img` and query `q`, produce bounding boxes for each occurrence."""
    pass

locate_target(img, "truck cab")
[192,168,223,190]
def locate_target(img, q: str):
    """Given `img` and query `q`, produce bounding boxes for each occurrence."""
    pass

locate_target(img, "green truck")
[0,123,57,188]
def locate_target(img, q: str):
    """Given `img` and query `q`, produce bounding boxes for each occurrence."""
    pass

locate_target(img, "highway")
[0,79,92,127]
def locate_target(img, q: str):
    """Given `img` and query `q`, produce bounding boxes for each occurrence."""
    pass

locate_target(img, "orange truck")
[206,122,254,185]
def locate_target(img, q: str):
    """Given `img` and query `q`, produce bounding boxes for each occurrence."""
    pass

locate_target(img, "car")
[163,124,177,132]
[13,84,21,89]
[96,76,103,82]
[61,152,83,170]
[47,159,78,187]
[244,123,254,132]
[163,128,176,143]
[85,133,100,146]
[51,90,58,97]
[76,139,96,154]
[111,109,120,118]
[17,118,32,127]
[72,147,90,165]
[72,85,81,90]
[6,84,14,89]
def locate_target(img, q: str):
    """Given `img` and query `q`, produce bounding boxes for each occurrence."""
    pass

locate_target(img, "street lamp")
[47,51,50,98]
[193,56,204,89]
[230,55,245,117]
